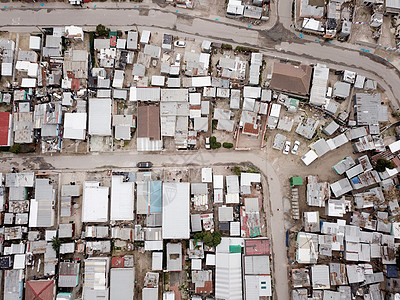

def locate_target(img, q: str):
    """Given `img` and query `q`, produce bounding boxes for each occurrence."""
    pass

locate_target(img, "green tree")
[51,236,61,252]
[375,158,396,172]
[193,231,222,247]
[96,24,110,37]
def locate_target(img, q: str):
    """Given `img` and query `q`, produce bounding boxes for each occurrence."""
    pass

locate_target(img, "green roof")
[290,177,303,186]
[229,245,242,253]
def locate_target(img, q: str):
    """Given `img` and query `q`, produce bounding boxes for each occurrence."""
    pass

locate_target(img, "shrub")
[221,43,232,50]
[223,142,234,149]
[232,166,242,176]
[9,144,21,154]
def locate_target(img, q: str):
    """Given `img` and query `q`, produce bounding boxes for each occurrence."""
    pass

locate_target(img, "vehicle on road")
[205,137,210,149]
[283,141,291,155]
[136,162,153,168]
[175,53,181,66]
[291,141,300,155]
[174,40,186,48]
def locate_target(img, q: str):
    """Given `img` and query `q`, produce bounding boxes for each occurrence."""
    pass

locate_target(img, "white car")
[175,53,181,66]
[174,40,186,48]
[291,141,300,155]
[283,141,291,155]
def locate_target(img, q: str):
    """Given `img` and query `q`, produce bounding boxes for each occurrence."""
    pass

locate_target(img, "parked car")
[137,162,153,168]
[291,141,300,155]
[283,141,291,155]
[205,137,210,149]
[174,40,186,48]
[175,53,181,66]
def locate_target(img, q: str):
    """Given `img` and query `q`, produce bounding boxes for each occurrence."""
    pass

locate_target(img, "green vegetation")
[9,143,21,154]
[51,237,61,252]
[95,24,110,37]
[221,43,233,50]
[232,165,242,176]
[89,32,96,68]
[210,136,221,149]
[193,231,222,247]
[375,158,396,172]
[234,46,259,53]
[222,142,234,149]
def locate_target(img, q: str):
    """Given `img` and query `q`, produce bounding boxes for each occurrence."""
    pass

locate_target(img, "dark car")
[137,162,153,168]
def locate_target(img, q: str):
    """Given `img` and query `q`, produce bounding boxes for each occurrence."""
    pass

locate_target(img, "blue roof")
[351,177,360,184]
[150,181,162,213]
[386,264,398,278]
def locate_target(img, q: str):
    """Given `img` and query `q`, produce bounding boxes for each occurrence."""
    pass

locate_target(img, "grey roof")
[322,120,339,136]
[311,139,330,157]
[296,118,319,140]
[226,175,240,194]
[191,183,208,195]
[59,262,79,287]
[244,255,270,275]
[333,156,356,175]
[333,81,351,98]
[127,31,138,50]
[132,63,146,77]
[167,243,182,271]
[355,93,388,125]
[61,184,81,197]
[110,268,135,300]
[191,214,202,232]
[6,173,35,187]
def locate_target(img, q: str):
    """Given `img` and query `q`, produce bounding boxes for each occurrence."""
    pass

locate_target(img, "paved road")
[0,150,290,299]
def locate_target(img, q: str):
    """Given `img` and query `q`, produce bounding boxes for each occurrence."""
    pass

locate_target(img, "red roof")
[0,112,11,146]
[25,280,55,300]
[111,257,124,268]
[244,238,270,256]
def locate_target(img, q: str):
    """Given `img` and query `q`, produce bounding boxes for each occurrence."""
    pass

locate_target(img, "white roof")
[145,241,163,251]
[301,150,318,166]
[311,265,330,289]
[215,252,242,300]
[162,182,190,239]
[202,168,213,183]
[214,175,224,189]
[191,76,212,87]
[240,172,261,186]
[270,103,281,118]
[389,140,400,153]
[29,36,41,50]
[21,78,36,88]
[82,182,109,223]
[152,76,165,87]
[110,268,134,300]
[88,98,112,136]
[63,113,87,140]
[140,30,151,44]
[243,86,261,98]
[110,176,134,221]
[1,63,13,76]
[13,254,26,269]
[152,252,163,270]
[310,64,329,106]
[191,259,202,270]
[129,87,161,102]
[206,254,216,266]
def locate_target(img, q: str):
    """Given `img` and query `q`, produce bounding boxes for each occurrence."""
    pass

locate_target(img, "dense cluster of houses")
[0,167,272,300]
